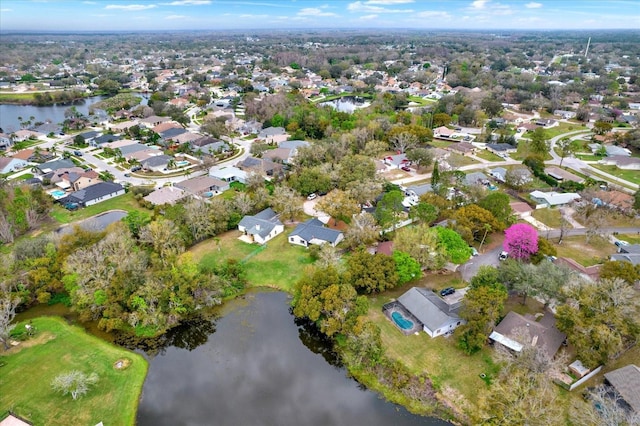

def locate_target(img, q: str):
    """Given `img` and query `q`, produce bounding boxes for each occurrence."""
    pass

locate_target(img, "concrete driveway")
[460,245,502,282]
[443,287,468,304]
[303,198,330,224]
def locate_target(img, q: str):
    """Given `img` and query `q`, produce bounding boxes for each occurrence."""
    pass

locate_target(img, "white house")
[530,191,581,208]
[288,218,344,248]
[209,166,247,184]
[397,287,464,338]
[0,157,28,174]
[238,208,284,244]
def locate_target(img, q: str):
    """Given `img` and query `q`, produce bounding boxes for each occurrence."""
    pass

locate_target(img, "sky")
[1,0,639,32]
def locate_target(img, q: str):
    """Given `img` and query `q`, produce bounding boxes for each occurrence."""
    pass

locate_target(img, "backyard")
[591,164,640,186]
[0,317,147,426]
[50,191,148,224]
[189,227,314,292]
[531,208,565,229]
[552,235,616,267]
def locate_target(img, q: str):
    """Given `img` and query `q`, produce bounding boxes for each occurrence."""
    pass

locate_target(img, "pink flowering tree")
[503,223,538,260]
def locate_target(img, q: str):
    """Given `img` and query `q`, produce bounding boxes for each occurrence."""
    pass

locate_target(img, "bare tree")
[234,192,254,215]
[570,384,640,426]
[270,185,303,223]
[51,371,99,400]
[389,132,417,154]
[0,286,19,350]
[316,244,342,269]
[344,212,380,249]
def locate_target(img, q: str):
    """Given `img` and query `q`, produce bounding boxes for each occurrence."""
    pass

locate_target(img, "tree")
[123,210,151,239]
[480,95,503,117]
[409,202,438,225]
[556,278,640,368]
[478,192,513,227]
[388,132,417,154]
[529,127,550,156]
[557,137,576,168]
[431,160,440,188]
[375,190,405,231]
[503,223,538,261]
[593,120,613,135]
[405,147,433,171]
[0,287,19,350]
[316,190,360,225]
[392,251,422,284]
[599,260,640,285]
[570,384,640,426]
[51,371,99,400]
[394,224,445,270]
[453,204,502,244]
[270,185,302,223]
[434,227,471,264]
[433,113,451,127]
[634,188,640,210]
[457,282,508,354]
[346,249,399,294]
[505,167,532,189]
[344,212,380,249]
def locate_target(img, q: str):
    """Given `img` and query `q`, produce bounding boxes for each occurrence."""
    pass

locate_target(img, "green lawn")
[574,154,602,162]
[448,153,478,167]
[190,227,315,292]
[475,150,504,162]
[591,164,640,186]
[531,208,565,228]
[511,141,552,161]
[0,317,147,426]
[553,235,615,267]
[543,123,588,139]
[51,192,148,224]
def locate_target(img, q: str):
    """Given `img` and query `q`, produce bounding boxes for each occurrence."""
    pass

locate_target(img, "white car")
[499,251,509,261]
[307,193,317,200]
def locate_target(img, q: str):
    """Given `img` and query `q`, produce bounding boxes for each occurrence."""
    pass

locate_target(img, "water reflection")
[137,292,449,426]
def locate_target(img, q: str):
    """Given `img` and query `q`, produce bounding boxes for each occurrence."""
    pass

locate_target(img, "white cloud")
[347,1,412,13]
[162,0,211,5]
[359,14,378,20]
[0,8,12,12]
[471,0,488,9]
[165,14,188,19]
[416,10,451,19]
[105,4,157,11]
[298,7,337,17]
[525,2,542,8]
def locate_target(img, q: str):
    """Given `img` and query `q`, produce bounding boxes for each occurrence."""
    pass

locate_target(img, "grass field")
[190,227,314,292]
[50,192,148,224]
[553,235,615,267]
[591,164,640,185]
[0,92,37,103]
[531,208,565,229]
[511,141,553,161]
[0,317,147,426]
[543,123,589,139]
[475,150,504,162]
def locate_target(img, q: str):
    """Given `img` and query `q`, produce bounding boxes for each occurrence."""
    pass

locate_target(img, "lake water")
[322,96,370,114]
[56,210,128,235]
[136,291,448,426]
[0,93,149,134]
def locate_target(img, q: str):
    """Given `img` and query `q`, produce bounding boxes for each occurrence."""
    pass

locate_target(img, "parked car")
[307,193,317,200]
[130,166,142,172]
[499,251,509,261]
[63,202,79,211]
[470,247,479,256]
[73,150,83,156]
[401,166,411,172]
[124,173,131,177]
[615,240,629,247]
[440,287,456,297]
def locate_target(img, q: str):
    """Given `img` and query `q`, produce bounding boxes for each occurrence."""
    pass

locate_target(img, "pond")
[321,96,370,114]
[56,210,128,235]
[136,291,449,426]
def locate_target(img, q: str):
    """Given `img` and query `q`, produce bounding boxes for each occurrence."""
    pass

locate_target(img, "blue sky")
[1,0,639,31]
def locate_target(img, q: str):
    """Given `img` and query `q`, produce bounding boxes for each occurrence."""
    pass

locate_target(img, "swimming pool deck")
[382,301,423,336]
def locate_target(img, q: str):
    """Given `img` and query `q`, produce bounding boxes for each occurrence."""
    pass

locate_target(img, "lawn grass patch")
[552,235,615,267]
[590,164,640,186]
[475,150,504,162]
[190,228,314,292]
[0,317,147,426]
[512,141,553,161]
[50,192,147,224]
[531,208,565,228]
[543,123,588,139]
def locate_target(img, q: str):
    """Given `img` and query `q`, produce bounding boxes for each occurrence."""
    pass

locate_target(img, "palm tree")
[167,159,176,170]
[478,223,492,253]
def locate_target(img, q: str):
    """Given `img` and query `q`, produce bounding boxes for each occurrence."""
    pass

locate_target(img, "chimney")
[255,224,261,231]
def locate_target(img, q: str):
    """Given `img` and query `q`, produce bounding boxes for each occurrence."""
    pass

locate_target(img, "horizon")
[1,0,639,32]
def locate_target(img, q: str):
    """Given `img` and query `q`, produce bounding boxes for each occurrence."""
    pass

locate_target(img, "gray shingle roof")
[36,159,75,172]
[141,155,172,168]
[61,182,124,205]
[398,287,460,332]
[239,208,282,239]
[492,311,566,358]
[604,365,640,412]
[289,218,343,245]
[118,143,150,156]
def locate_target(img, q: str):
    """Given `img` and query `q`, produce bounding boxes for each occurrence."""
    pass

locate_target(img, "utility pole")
[584,37,591,58]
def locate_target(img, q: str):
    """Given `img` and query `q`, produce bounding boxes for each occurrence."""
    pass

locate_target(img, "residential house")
[153,121,183,134]
[396,287,464,338]
[59,182,125,207]
[78,130,100,144]
[588,190,635,214]
[383,153,411,169]
[172,132,201,146]
[174,175,229,197]
[90,134,122,147]
[240,120,262,135]
[465,171,489,186]
[530,191,581,207]
[258,127,288,144]
[544,167,584,183]
[141,155,173,172]
[489,167,508,182]
[510,202,533,218]
[0,133,12,150]
[489,311,566,357]
[12,129,42,142]
[139,115,171,129]
[554,257,601,281]
[486,143,517,154]
[535,118,557,127]
[104,139,138,150]
[159,127,187,145]
[209,166,247,184]
[49,167,100,191]
[143,186,188,206]
[448,142,475,156]
[605,145,631,157]
[236,156,283,177]
[36,159,76,174]
[599,156,640,170]
[288,218,344,248]
[553,110,577,119]
[238,208,284,244]
[0,157,28,174]
[603,365,640,413]
[33,122,61,135]
[262,147,293,164]
[433,126,455,140]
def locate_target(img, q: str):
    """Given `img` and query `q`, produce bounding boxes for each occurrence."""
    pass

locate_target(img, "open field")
[543,123,589,139]
[0,317,147,426]
[475,150,504,162]
[552,235,616,267]
[591,164,640,185]
[0,92,37,103]
[50,192,147,224]
[531,207,565,229]
[190,227,314,292]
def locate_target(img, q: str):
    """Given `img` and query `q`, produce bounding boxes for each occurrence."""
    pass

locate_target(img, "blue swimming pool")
[175,160,190,167]
[392,311,414,330]
[50,190,66,198]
